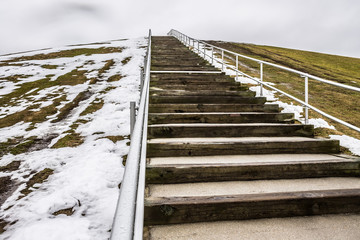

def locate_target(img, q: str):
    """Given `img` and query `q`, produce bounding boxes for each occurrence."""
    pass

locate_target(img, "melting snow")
[0,37,146,239]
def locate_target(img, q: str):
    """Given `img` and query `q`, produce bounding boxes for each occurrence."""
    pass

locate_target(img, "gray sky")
[1,0,360,58]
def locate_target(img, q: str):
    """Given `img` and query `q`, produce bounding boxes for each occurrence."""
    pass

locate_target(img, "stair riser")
[144,190,360,225]
[150,75,231,82]
[150,90,255,97]
[146,162,360,184]
[150,85,248,91]
[148,125,313,138]
[150,81,236,86]
[149,96,266,104]
[152,60,209,65]
[148,113,294,124]
[147,140,340,157]
[151,66,216,71]
[148,104,280,113]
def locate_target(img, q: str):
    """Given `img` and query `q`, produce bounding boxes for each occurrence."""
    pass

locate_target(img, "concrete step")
[149,96,266,104]
[148,103,280,113]
[151,56,206,61]
[144,177,360,225]
[146,214,360,240]
[148,123,313,138]
[150,73,233,82]
[146,154,360,183]
[151,60,210,65]
[149,84,249,91]
[149,89,255,97]
[150,80,237,87]
[146,137,340,157]
[148,112,294,124]
[151,65,216,71]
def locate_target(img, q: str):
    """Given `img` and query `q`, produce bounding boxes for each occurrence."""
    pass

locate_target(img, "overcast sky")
[1,0,360,58]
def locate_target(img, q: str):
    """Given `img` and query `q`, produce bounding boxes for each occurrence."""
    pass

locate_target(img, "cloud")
[0,0,360,58]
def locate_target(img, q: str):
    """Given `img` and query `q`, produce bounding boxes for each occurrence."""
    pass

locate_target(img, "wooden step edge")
[144,188,360,225]
[146,160,360,183]
[147,123,313,138]
[146,138,340,157]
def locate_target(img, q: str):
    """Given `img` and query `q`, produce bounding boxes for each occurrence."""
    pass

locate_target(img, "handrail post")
[221,50,224,72]
[211,47,214,64]
[236,55,239,80]
[203,44,206,58]
[305,76,309,124]
[198,41,200,54]
[140,69,144,93]
[260,62,263,96]
[130,101,136,136]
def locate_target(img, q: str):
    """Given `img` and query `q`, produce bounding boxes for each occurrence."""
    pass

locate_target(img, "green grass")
[79,98,104,116]
[0,95,66,129]
[3,47,123,62]
[9,137,37,155]
[51,132,84,148]
[207,41,360,139]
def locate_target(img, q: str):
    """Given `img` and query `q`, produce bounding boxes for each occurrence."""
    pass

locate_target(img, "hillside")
[206,40,360,142]
[0,35,359,239]
[0,38,146,239]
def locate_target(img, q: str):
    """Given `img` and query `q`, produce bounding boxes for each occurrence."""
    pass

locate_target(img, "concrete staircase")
[144,36,360,239]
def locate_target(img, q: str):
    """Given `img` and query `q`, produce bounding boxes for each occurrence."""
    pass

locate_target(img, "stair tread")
[147,136,335,144]
[147,214,360,240]
[147,177,360,199]
[149,123,305,127]
[148,154,357,166]
[149,112,291,115]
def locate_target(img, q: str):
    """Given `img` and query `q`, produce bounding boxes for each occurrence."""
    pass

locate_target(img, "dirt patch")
[121,56,132,65]
[0,177,12,195]
[98,60,115,76]
[19,168,54,198]
[0,219,9,234]
[41,64,58,69]
[53,207,75,216]
[0,176,18,206]
[108,74,124,82]
[51,91,92,123]
[102,135,126,143]
[0,134,58,158]
[0,161,21,172]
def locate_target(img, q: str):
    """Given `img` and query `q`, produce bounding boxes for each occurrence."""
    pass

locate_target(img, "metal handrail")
[110,29,151,240]
[168,29,360,133]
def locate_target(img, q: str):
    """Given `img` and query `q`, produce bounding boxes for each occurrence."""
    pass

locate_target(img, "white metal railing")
[110,29,151,240]
[168,29,360,133]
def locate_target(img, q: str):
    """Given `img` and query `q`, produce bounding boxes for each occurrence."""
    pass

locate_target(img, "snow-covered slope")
[0,37,146,239]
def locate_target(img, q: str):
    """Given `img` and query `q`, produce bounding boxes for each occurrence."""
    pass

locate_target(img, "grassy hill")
[206,40,360,140]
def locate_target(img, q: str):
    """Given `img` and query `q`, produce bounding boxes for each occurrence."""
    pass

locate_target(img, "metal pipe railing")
[110,29,151,240]
[168,29,360,133]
